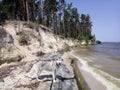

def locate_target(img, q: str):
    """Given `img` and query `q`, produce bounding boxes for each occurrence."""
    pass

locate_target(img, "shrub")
[19,34,28,45]
[77,36,82,40]
[75,44,78,47]
[58,45,71,54]
[77,35,95,41]
[64,45,70,52]
[27,22,34,29]
[96,40,101,44]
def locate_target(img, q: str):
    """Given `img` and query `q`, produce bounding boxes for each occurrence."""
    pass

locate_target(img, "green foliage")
[88,35,93,40]
[83,36,89,41]
[18,33,29,45]
[64,45,70,52]
[57,44,71,54]
[44,0,58,13]
[0,0,93,41]
[77,36,87,40]
[96,40,101,44]
[77,36,83,40]
[77,35,95,41]
[27,22,34,29]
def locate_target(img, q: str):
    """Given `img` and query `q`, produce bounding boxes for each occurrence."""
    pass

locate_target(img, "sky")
[66,0,120,42]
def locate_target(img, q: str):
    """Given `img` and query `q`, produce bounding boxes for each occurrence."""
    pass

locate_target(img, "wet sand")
[69,50,107,90]
[77,61,107,90]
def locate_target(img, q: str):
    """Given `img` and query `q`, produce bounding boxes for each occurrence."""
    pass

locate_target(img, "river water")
[73,42,120,90]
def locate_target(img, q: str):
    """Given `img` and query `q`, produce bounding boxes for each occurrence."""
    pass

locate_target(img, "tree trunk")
[63,10,65,37]
[58,14,61,35]
[52,11,55,33]
[55,14,57,34]
[32,0,35,21]
[25,0,29,22]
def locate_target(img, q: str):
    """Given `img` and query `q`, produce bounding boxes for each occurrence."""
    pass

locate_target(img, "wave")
[73,55,120,90]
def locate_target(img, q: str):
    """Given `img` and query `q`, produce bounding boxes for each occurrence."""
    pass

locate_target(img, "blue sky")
[66,0,120,42]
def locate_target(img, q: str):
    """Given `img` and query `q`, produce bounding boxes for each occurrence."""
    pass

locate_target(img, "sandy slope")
[4,23,40,62]
[0,21,79,90]
[3,22,79,62]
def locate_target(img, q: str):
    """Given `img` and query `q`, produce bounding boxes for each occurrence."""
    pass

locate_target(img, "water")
[73,42,120,90]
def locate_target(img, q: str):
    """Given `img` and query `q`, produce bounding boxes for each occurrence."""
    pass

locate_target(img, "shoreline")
[63,50,107,90]
[76,59,106,90]
[70,44,120,90]
[0,47,108,90]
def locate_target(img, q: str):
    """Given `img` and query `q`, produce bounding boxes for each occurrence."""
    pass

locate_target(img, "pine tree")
[0,0,93,41]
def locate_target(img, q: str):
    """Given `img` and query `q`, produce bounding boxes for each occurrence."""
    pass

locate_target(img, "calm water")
[73,42,120,90]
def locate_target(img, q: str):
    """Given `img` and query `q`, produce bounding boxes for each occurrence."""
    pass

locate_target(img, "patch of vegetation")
[96,40,101,44]
[27,22,34,29]
[0,0,94,41]
[64,45,70,52]
[77,36,82,40]
[77,35,95,41]
[57,45,71,54]
[75,44,78,47]
[18,32,29,45]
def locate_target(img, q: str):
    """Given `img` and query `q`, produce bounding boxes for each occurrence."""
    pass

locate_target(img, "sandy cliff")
[0,21,79,90]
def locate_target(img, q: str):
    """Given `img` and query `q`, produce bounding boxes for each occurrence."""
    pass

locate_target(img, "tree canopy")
[0,0,95,41]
